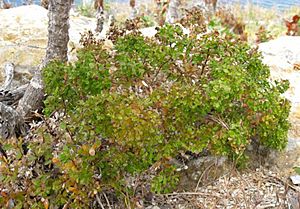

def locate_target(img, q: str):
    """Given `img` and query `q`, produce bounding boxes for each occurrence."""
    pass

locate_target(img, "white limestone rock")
[0,5,97,70]
[259,36,300,174]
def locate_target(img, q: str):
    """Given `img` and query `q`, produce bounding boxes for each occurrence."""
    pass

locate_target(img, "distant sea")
[8,0,300,10]
[221,0,300,10]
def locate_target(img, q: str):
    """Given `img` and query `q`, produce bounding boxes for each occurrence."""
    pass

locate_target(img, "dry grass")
[229,3,300,43]
[75,1,300,44]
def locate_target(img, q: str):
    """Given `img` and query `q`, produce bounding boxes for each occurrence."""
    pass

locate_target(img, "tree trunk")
[0,0,72,140]
[1,0,12,9]
[204,0,218,11]
[129,0,137,19]
[165,0,180,24]
[95,0,105,33]
[46,0,71,63]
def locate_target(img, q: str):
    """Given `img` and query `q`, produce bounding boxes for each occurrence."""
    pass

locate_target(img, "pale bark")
[1,63,14,91]
[165,0,180,24]
[18,0,72,118]
[129,7,138,20]
[0,64,27,139]
[0,0,72,140]
[96,9,105,33]
[0,85,28,106]
[204,0,217,11]
[0,64,27,106]
[129,0,137,19]
[95,0,104,33]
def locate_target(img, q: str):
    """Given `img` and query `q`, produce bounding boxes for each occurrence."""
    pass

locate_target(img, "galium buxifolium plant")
[0,16,290,208]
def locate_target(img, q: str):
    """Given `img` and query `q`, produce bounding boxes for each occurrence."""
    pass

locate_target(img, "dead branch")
[0,0,71,140]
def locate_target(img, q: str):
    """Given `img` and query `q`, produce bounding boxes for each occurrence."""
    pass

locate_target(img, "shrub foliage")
[0,14,290,208]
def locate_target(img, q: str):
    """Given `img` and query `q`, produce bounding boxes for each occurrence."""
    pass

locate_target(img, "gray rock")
[177,156,229,191]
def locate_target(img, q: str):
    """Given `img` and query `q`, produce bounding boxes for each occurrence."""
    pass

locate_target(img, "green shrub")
[0,18,290,207]
[77,2,111,18]
[77,3,95,18]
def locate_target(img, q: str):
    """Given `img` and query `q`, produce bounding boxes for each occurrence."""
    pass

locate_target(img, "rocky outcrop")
[0,5,97,83]
[259,36,300,174]
[259,36,300,144]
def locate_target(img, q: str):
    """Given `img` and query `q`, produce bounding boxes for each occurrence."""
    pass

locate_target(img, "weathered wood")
[0,62,27,106]
[0,64,28,106]
[1,63,14,91]
[0,63,26,139]
[0,103,26,139]
[0,0,72,140]
[0,84,28,106]
[0,64,27,139]
[94,0,104,33]
[16,71,44,118]
[96,9,105,33]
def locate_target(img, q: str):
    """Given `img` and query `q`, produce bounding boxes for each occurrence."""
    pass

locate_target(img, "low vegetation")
[0,9,291,208]
[231,3,300,42]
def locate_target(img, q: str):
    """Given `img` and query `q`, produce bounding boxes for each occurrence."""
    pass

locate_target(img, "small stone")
[145,206,161,209]
[290,175,300,185]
